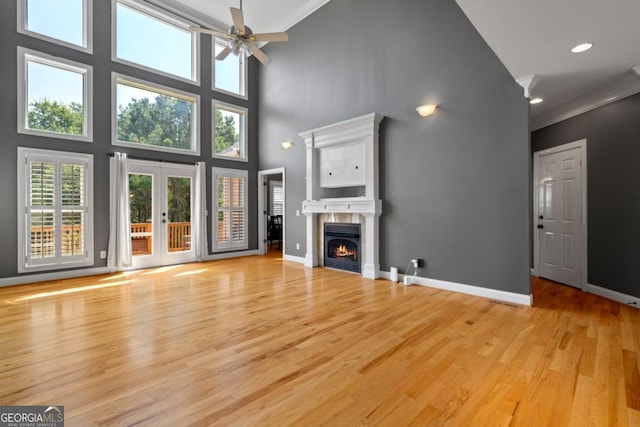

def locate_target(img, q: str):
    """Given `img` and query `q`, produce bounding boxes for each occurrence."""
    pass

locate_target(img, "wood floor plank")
[0,258,638,426]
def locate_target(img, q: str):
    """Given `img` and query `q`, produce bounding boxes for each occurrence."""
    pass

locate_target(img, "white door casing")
[257,168,285,255]
[129,160,196,269]
[533,140,587,289]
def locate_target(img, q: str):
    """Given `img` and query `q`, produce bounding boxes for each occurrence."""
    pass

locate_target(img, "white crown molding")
[531,69,640,131]
[277,0,332,33]
[516,74,540,98]
[145,0,228,32]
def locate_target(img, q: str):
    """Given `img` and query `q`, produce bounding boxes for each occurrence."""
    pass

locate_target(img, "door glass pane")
[167,176,191,253]
[129,173,153,256]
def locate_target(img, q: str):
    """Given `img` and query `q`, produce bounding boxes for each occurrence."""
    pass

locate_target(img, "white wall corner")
[516,74,540,98]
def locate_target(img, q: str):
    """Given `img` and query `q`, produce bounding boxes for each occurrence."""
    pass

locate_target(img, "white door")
[536,145,584,288]
[129,161,195,269]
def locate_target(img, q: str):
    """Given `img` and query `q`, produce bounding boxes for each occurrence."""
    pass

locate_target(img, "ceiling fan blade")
[249,44,271,65]
[230,7,245,34]
[252,32,289,42]
[216,46,232,61]
[189,26,229,38]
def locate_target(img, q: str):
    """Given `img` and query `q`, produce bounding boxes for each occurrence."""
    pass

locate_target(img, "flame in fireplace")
[334,244,356,260]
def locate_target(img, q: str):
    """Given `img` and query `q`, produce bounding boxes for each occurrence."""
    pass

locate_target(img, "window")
[18,48,93,142]
[214,38,246,97]
[115,0,198,82]
[18,0,92,52]
[213,101,247,161]
[213,168,247,251]
[113,74,200,155]
[17,147,93,272]
[270,181,284,215]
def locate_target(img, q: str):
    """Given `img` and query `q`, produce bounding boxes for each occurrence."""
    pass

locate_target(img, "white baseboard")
[380,271,531,306]
[204,250,259,261]
[586,283,640,309]
[0,267,112,288]
[283,254,306,264]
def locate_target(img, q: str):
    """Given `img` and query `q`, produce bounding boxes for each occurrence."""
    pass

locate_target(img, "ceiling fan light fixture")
[571,42,593,53]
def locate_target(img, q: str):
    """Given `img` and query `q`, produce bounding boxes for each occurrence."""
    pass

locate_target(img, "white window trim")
[212,100,248,162]
[112,0,200,85]
[17,0,93,53]
[112,72,201,156]
[17,47,94,142]
[213,37,248,100]
[17,147,94,273]
[212,167,248,252]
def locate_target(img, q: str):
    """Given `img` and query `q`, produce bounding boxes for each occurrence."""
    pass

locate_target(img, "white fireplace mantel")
[300,113,383,279]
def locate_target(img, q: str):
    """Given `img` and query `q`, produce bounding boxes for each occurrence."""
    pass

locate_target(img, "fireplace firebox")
[324,223,361,273]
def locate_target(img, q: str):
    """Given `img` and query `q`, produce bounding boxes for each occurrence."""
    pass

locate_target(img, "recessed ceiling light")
[530,98,543,105]
[571,43,593,53]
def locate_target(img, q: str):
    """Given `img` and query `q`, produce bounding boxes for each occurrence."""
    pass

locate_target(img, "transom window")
[115,0,198,82]
[214,38,246,97]
[18,48,93,142]
[213,168,247,251]
[113,74,200,155]
[17,147,94,272]
[213,101,247,161]
[18,0,92,52]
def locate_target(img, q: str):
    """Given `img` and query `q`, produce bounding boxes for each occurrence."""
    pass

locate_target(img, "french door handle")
[537,224,543,229]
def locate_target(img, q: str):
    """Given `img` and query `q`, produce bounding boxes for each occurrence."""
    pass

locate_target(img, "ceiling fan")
[189,0,289,65]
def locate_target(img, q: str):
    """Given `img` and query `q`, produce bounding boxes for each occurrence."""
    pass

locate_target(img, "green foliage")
[129,174,152,224]
[28,99,83,135]
[117,95,193,149]
[167,177,191,223]
[215,108,239,156]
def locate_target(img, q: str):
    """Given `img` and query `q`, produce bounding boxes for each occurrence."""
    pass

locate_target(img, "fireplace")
[324,223,361,273]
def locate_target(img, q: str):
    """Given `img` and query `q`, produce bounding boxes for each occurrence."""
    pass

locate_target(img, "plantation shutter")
[214,168,247,251]
[20,148,93,272]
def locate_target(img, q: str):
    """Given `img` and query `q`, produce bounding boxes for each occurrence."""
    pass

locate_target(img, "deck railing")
[130,222,191,255]
[30,222,191,257]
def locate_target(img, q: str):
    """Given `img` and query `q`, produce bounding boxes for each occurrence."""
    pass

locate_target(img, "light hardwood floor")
[1,254,639,426]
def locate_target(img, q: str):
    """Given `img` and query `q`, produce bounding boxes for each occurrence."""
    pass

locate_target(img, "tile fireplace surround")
[301,113,383,279]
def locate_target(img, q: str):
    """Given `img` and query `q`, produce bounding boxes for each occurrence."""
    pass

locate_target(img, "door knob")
[537,224,543,229]
[538,215,544,220]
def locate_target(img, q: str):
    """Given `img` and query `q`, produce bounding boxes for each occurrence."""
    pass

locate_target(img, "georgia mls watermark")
[0,406,64,427]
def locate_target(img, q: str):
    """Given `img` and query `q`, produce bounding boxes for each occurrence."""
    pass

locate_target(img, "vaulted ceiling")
[154,0,640,129]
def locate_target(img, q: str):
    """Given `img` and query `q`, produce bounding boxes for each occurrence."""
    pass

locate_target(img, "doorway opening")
[258,168,285,256]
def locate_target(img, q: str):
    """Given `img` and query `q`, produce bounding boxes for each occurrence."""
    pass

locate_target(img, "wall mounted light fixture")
[416,104,437,117]
[281,140,293,150]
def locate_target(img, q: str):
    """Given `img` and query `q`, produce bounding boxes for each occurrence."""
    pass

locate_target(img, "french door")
[128,160,195,269]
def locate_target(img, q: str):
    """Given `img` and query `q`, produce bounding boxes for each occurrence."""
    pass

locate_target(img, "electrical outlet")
[411,258,424,268]
[100,250,107,259]
[296,243,300,250]
[296,210,300,216]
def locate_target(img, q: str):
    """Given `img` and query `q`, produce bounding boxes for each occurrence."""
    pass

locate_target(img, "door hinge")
[263,239,267,244]
[263,181,267,186]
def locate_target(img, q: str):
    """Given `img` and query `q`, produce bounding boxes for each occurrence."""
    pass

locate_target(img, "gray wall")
[532,92,640,298]
[0,0,259,279]
[258,0,531,294]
